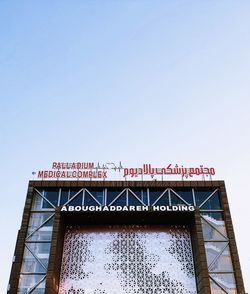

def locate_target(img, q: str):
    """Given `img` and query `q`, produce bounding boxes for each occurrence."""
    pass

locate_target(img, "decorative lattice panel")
[59,225,197,294]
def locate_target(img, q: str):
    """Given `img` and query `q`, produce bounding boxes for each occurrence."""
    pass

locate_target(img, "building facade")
[8,180,245,294]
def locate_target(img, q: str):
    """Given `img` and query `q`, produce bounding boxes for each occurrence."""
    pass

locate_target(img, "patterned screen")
[59,225,197,294]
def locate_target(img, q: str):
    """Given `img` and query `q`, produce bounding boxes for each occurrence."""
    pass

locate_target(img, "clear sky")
[0,0,250,292]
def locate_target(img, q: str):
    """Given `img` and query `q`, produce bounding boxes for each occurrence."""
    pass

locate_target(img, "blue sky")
[0,1,250,292]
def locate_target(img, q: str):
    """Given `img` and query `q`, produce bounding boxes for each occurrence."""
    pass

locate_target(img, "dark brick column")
[45,209,65,294]
[219,182,245,294]
[191,210,211,294]
[7,185,33,294]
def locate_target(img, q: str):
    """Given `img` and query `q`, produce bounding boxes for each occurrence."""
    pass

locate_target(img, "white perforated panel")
[59,225,197,294]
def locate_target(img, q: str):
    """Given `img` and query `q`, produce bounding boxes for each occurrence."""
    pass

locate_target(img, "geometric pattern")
[18,190,55,294]
[201,215,236,294]
[58,225,197,294]
[17,187,237,294]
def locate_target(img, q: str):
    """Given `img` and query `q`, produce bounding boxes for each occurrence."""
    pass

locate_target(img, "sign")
[61,205,196,212]
[34,161,215,181]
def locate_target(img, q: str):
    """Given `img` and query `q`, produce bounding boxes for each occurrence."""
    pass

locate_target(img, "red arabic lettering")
[123,164,215,178]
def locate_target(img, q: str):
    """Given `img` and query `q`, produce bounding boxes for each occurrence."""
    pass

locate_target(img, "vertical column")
[191,209,211,294]
[45,210,65,294]
[7,185,33,294]
[219,183,245,294]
